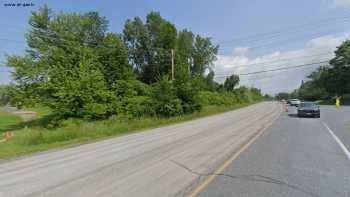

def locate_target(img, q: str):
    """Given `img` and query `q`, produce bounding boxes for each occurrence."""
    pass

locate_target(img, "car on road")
[289,99,301,107]
[297,101,320,118]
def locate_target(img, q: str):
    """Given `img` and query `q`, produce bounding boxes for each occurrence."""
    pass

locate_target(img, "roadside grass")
[0,112,22,133]
[0,105,53,133]
[0,102,257,159]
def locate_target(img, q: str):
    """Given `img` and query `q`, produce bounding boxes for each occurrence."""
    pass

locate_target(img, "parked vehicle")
[289,99,301,107]
[297,102,320,118]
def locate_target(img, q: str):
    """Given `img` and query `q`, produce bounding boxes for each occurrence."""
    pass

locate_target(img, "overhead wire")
[214,60,330,78]
[216,13,350,45]
[214,50,334,73]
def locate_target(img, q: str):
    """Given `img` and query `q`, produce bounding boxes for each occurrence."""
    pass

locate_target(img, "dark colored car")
[297,102,320,118]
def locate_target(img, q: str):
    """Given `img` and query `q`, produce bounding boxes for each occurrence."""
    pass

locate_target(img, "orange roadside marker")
[4,132,13,140]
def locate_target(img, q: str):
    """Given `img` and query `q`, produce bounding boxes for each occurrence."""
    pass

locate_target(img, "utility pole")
[171,49,175,80]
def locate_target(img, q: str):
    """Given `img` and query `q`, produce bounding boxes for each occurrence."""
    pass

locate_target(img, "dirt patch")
[12,111,37,122]
[0,106,37,121]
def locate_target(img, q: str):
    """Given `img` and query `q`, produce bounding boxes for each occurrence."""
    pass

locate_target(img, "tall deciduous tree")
[123,13,218,83]
[192,35,219,76]
[123,12,177,84]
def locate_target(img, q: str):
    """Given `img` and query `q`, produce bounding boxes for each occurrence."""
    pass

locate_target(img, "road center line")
[323,122,350,161]
[188,107,281,197]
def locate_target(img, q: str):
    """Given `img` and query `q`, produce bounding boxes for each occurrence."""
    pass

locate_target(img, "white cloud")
[232,47,251,56]
[334,0,350,7]
[213,33,349,95]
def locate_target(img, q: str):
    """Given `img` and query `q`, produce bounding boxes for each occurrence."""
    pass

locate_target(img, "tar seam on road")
[187,108,281,197]
[171,159,319,197]
[323,122,350,161]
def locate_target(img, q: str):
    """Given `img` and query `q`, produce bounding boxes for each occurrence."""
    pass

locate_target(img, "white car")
[289,99,301,107]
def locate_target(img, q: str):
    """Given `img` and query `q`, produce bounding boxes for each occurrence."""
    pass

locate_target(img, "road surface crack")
[170,159,319,197]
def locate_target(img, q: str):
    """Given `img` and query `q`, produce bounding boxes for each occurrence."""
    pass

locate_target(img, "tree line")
[1,6,263,121]
[276,41,350,101]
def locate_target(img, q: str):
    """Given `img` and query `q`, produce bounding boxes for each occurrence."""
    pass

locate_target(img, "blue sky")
[1,0,350,93]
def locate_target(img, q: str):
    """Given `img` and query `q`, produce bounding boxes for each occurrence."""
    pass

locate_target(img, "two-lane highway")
[198,105,350,197]
[1,103,349,197]
[0,102,280,197]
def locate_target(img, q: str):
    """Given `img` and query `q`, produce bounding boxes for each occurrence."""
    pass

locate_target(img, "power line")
[220,28,347,49]
[219,28,350,54]
[239,60,328,75]
[215,51,334,74]
[216,15,350,55]
[215,60,329,77]
[217,13,350,45]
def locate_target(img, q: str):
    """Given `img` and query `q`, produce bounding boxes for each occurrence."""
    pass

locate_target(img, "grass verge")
[0,112,22,133]
[0,102,258,160]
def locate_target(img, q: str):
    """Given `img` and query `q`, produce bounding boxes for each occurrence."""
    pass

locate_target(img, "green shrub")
[234,86,253,103]
[113,80,152,97]
[155,98,183,117]
[175,78,202,114]
[119,96,156,117]
[198,91,236,106]
[152,77,184,117]
[43,48,117,120]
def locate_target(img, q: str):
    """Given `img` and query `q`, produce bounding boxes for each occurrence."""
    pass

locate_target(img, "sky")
[1,0,350,94]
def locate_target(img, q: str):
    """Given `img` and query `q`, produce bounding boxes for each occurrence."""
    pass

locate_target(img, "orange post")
[4,132,12,140]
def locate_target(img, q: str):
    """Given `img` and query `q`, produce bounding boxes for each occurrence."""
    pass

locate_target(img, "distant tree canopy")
[275,92,290,100]
[289,40,350,101]
[276,40,350,101]
[326,40,350,95]
[5,6,263,121]
[224,74,240,91]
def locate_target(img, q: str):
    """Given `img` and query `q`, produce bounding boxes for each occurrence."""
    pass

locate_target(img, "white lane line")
[323,122,350,161]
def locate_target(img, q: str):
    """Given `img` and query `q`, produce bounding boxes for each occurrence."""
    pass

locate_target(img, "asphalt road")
[198,105,350,197]
[0,102,281,197]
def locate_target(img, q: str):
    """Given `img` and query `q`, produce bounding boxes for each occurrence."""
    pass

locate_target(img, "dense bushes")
[151,77,183,117]
[4,7,264,124]
[198,87,263,107]
[119,96,156,118]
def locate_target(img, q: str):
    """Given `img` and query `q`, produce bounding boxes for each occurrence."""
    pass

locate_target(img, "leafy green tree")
[174,65,202,113]
[123,12,177,83]
[276,92,290,100]
[175,30,194,73]
[152,76,183,117]
[298,81,328,101]
[7,6,131,119]
[224,74,240,91]
[192,36,219,76]
[326,40,350,96]
[44,49,115,119]
[97,33,134,86]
